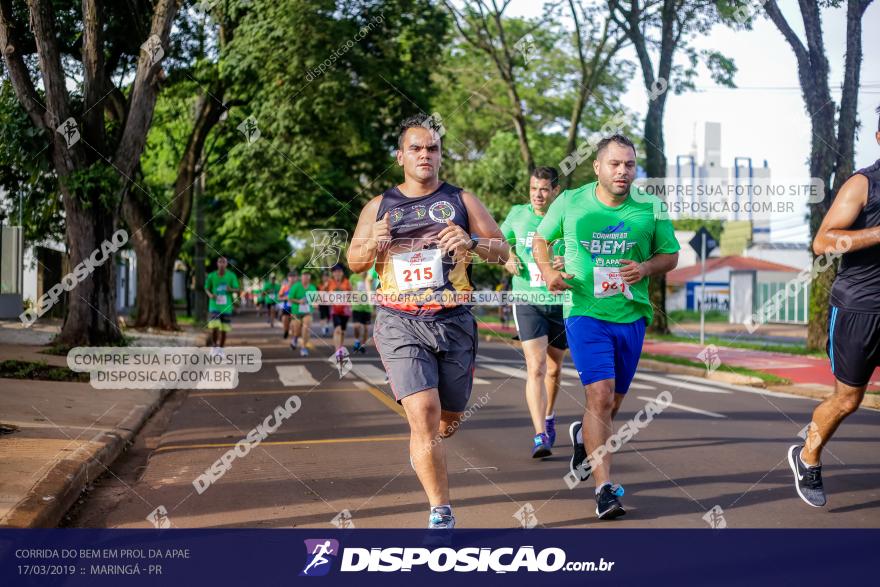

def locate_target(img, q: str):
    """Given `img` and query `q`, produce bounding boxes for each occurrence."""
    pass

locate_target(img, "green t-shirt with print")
[262,282,280,304]
[206,270,239,314]
[499,203,563,294]
[289,282,317,315]
[536,182,680,324]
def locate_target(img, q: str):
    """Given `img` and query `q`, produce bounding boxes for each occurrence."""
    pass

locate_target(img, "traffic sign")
[689,227,718,260]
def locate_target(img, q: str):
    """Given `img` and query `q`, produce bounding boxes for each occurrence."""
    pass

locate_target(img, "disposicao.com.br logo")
[300,539,614,575]
[300,539,340,577]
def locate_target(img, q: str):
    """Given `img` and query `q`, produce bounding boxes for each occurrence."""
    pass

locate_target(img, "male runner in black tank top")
[788,106,880,508]
[347,114,509,529]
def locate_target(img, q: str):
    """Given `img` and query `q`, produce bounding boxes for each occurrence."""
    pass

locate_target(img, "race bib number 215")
[392,249,444,291]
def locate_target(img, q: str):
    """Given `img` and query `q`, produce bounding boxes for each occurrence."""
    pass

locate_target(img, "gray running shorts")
[373,307,477,412]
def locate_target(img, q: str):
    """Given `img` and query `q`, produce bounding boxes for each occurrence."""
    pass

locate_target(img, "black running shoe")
[595,484,626,520]
[569,421,591,482]
[787,444,826,507]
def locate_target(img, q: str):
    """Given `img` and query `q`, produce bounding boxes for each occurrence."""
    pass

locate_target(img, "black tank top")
[830,159,880,313]
[375,182,473,319]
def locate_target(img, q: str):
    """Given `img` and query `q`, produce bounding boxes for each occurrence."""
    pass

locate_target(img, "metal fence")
[755,281,809,324]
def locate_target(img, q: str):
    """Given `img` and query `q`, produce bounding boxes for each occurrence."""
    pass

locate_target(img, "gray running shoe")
[787,444,826,507]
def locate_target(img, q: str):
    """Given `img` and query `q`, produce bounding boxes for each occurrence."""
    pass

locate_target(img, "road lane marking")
[191,388,366,397]
[634,372,731,394]
[276,365,319,387]
[153,434,410,453]
[350,363,389,385]
[637,396,725,418]
[482,364,572,386]
[353,381,406,418]
[666,374,814,400]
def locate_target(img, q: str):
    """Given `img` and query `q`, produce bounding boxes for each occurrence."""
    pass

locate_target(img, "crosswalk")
[275,365,320,387]
[246,350,826,423]
[266,355,749,404]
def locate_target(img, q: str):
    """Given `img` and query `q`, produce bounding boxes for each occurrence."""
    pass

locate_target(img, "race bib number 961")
[593,266,633,300]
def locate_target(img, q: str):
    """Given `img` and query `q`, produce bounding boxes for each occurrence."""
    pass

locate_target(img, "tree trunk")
[1,0,179,346]
[510,111,534,172]
[804,0,869,350]
[56,187,124,346]
[613,0,676,335]
[123,92,225,330]
[764,0,871,350]
[644,97,670,334]
[131,235,177,330]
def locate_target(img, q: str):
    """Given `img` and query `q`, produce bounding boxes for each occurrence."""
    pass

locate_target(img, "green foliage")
[666,309,728,323]
[672,218,724,242]
[65,164,123,210]
[0,359,89,382]
[433,9,632,222]
[0,83,63,242]
[176,0,450,278]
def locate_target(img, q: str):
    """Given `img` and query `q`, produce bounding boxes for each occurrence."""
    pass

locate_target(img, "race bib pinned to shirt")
[593,266,633,300]
[392,248,444,291]
[528,262,546,288]
[215,295,228,305]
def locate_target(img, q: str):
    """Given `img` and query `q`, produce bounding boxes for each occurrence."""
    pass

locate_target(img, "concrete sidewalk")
[0,375,168,527]
[0,315,209,528]
[0,318,207,347]
[0,347,170,527]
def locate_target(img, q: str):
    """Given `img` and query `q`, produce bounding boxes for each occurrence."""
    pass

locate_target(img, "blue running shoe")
[596,483,626,520]
[531,432,552,458]
[428,506,455,529]
[545,415,556,447]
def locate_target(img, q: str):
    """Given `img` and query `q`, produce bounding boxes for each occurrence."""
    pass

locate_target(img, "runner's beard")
[607,178,631,195]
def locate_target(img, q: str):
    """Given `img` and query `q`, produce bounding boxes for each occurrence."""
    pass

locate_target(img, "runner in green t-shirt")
[499,166,568,460]
[261,275,280,328]
[534,134,679,521]
[349,268,378,354]
[278,272,298,343]
[289,272,318,357]
[204,256,240,348]
[250,282,262,311]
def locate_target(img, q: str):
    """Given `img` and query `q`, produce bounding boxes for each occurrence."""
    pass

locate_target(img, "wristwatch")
[467,236,479,251]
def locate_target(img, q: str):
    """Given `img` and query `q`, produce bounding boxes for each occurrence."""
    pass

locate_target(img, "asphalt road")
[67,310,880,529]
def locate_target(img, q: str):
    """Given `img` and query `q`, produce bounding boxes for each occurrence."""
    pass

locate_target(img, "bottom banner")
[1,529,874,585]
